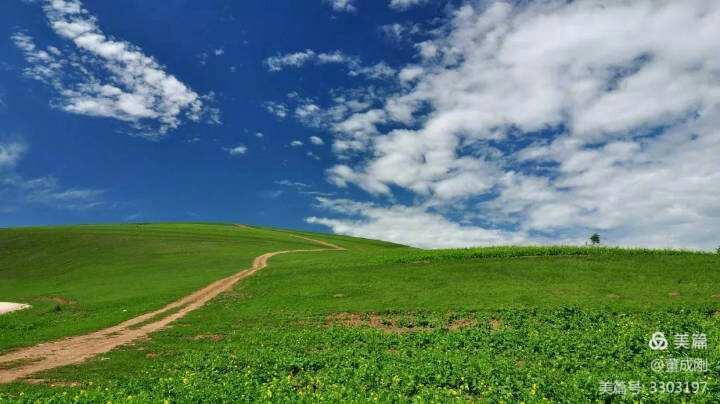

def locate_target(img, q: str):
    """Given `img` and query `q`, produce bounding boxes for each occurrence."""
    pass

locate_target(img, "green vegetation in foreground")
[0,224,719,402]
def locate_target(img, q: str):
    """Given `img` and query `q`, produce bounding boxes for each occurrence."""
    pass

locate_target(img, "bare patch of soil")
[490,318,503,332]
[325,313,482,333]
[325,312,433,334]
[447,318,478,331]
[192,334,225,342]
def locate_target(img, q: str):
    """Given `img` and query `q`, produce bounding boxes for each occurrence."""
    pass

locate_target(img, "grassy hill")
[1,223,719,402]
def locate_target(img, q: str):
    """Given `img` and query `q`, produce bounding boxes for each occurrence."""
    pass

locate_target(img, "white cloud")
[265,50,395,79]
[277,89,397,156]
[25,182,104,208]
[380,23,421,42]
[307,198,525,248]
[0,139,104,211]
[416,41,438,60]
[309,136,325,145]
[307,0,720,250]
[12,0,212,136]
[214,48,225,56]
[255,132,264,138]
[227,145,247,156]
[325,0,356,13]
[265,50,320,72]
[331,109,386,153]
[388,0,427,11]
[348,62,396,79]
[398,65,424,82]
[264,101,288,119]
[295,103,324,127]
[276,180,309,188]
[0,142,26,169]
[290,140,304,147]
[327,165,390,195]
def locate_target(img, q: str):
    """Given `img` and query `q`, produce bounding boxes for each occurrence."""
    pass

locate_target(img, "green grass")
[0,224,333,351]
[244,244,719,312]
[1,223,719,402]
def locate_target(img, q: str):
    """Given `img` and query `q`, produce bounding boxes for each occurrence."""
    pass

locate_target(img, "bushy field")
[381,245,711,264]
[1,224,719,402]
[3,308,718,402]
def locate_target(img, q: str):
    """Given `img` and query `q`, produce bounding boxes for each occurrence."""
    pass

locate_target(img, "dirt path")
[0,233,344,384]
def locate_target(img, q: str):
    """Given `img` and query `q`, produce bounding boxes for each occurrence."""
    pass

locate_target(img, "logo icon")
[650,359,665,372]
[649,331,668,350]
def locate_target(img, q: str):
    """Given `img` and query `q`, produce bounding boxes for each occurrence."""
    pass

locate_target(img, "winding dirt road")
[0,233,344,384]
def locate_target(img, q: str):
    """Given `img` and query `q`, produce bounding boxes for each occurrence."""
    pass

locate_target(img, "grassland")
[0,224,328,351]
[0,224,719,402]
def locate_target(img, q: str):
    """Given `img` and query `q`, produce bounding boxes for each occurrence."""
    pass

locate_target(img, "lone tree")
[590,233,601,245]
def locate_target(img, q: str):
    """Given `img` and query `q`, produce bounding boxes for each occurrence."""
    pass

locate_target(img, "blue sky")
[0,0,428,229]
[1,0,719,249]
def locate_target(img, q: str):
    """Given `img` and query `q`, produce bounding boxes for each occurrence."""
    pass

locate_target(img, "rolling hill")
[1,223,718,401]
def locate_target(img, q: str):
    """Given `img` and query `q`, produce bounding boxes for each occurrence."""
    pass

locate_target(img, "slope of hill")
[0,224,718,401]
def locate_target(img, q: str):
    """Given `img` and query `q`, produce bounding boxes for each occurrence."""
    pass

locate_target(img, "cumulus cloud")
[388,0,428,11]
[380,22,421,42]
[264,101,288,119]
[349,63,396,80]
[290,94,377,132]
[290,140,304,147]
[276,88,395,156]
[309,136,325,145]
[306,0,720,250]
[226,145,247,156]
[12,0,212,136]
[265,50,395,79]
[325,0,356,13]
[294,103,324,127]
[332,109,387,153]
[307,198,525,248]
